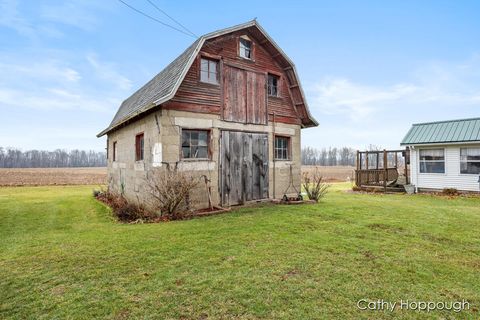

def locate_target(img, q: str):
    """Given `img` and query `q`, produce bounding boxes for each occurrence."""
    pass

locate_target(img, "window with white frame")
[460,147,480,174]
[419,149,445,173]
[200,58,219,84]
[239,38,252,59]
[275,136,290,160]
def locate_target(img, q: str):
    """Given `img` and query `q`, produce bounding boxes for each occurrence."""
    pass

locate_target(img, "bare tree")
[0,147,106,168]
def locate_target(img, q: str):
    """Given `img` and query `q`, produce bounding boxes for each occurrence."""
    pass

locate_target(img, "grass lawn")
[1,184,480,319]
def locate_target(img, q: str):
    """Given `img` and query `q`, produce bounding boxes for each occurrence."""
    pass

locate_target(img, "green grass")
[1,184,479,319]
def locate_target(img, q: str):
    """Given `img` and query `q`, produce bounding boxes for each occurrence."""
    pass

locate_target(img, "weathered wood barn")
[97,20,317,208]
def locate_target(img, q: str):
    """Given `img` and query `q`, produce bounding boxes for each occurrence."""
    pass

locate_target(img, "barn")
[97,20,318,209]
[401,117,480,192]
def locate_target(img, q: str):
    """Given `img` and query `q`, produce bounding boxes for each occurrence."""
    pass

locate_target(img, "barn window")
[135,133,144,161]
[460,148,480,174]
[275,136,290,160]
[419,149,444,173]
[268,74,279,97]
[200,58,219,84]
[239,38,252,59]
[182,129,209,159]
[112,141,117,161]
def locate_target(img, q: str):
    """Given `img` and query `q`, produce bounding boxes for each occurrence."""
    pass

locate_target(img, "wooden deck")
[354,148,410,192]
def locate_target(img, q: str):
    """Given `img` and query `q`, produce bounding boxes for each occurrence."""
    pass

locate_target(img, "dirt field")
[301,165,355,182]
[0,167,107,186]
[0,166,353,186]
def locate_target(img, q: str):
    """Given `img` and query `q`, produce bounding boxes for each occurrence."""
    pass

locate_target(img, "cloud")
[86,53,132,91]
[0,0,36,38]
[0,53,130,114]
[308,55,480,121]
[0,0,112,40]
[39,0,101,31]
[0,61,81,83]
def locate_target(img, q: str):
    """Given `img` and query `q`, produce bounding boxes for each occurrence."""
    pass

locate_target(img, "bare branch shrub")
[302,167,330,202]
[146,166,199,219]
[95,190,154,223]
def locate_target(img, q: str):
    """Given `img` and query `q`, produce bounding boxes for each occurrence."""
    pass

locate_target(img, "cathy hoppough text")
[357,299,470,313]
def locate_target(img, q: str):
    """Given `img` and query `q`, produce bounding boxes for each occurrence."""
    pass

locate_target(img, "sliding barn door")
[220,131,269,206]
[223,65,267,125]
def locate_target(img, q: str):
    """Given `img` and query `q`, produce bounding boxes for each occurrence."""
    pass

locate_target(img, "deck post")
[356,151,360,170]
[383,149,387,192]
[365,151,369,184]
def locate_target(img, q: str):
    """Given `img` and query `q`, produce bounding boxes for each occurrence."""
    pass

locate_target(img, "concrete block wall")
[107,109,302,210]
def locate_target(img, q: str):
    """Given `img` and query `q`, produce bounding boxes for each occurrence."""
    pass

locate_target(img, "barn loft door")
[223,65,267,124]
[220,131,269,206]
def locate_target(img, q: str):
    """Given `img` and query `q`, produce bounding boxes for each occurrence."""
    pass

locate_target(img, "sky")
[0,0,479,151]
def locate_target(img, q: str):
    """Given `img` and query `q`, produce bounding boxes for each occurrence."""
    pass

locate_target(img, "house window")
[112,141,117,162]
[135,133,144,161]
[460,148,480,174]
[419,149,444,173]
[182,129,209,159]
[239,38,252,59]
[268,74,279,97]
[275,136,290,160]
[200,58,219,84]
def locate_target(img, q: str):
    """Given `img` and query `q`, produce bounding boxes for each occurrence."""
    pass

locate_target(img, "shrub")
[302,168,330,202]
[95,191,154,222]
[146,167,199,220]
[442,188,459,196]
[352,185,362,192]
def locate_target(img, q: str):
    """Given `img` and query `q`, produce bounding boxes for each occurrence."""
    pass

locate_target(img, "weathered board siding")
[410,144,480,192]
[168,30,301,126]
[220,130,269,206]
[223,65,266,124]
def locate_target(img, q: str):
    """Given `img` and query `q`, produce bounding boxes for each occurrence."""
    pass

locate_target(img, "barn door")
[220,131,269,206]
[223,65,267,125]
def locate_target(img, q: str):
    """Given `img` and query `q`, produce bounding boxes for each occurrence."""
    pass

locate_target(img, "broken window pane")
[182,129,209,159]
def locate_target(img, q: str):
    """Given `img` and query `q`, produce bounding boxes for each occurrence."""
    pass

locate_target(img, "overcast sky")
[1,0,479,151]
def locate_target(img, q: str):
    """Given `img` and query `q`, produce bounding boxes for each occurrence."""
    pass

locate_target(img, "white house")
[401,117,480,192]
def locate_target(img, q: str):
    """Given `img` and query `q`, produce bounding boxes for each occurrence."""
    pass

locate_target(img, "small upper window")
[460,148,480,174]
[200,58,219,84]
[239,38,252,59]
[135,133,144,161]
[419,149,444,173]
[182,129,209,159]
[112,141,117,162]
[268,74,279,97]
[275,136,290,160]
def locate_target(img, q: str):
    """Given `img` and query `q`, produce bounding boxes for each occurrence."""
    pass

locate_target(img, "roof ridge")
[412,117,480,126]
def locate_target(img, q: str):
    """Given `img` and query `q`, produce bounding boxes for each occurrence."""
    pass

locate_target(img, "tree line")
[301,146,357,166]
[0,147,106,168]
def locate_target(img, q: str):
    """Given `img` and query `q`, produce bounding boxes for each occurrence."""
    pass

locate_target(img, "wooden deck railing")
[355,168,399,186]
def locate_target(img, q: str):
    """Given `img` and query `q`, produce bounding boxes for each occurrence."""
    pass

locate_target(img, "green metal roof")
[401,117,480,145]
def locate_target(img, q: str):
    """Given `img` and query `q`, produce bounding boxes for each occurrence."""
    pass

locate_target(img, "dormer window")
[239,38,252,59]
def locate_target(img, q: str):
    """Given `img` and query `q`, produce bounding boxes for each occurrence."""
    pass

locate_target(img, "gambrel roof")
[98,20,317,137]
[401,117,480,145]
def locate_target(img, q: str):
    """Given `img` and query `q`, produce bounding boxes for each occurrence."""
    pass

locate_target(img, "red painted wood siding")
[167,30,300,125]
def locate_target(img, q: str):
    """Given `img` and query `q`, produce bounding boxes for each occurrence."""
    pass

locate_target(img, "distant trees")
[301,146,356,166]
[0,147,106,168]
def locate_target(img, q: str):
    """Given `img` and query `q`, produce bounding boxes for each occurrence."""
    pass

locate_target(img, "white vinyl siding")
[410,144,480,191]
